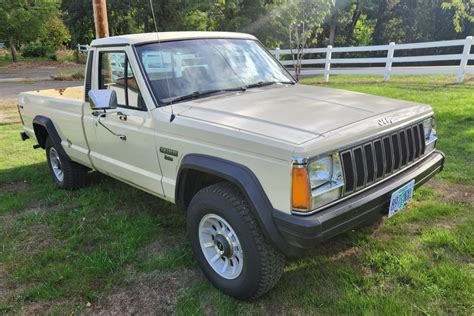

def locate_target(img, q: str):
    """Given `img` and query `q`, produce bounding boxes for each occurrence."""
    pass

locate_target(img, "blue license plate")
[388,179,415,217]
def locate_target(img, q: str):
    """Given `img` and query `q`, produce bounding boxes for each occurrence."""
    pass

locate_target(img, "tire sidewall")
[45,139,66,187]
[187,191,264,299]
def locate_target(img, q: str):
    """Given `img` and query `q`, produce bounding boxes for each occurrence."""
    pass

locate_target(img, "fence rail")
[76,44,89,53]
[270,36,473,83]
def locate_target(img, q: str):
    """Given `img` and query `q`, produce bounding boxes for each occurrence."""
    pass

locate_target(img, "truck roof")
[90,31,257,47]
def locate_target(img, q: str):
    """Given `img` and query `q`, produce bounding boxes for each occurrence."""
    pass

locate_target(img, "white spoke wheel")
[187,182,284,300]
[49,147,64,182]
[199,214,244,279]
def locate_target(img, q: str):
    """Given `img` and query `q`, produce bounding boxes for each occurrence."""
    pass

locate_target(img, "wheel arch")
[175,154,288,253]
[32,115,70,160]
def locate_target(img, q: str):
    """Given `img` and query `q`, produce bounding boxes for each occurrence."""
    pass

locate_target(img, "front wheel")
[187,182,284,300]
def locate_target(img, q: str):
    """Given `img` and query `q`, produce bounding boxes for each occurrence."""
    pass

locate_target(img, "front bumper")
[272,150,445,253]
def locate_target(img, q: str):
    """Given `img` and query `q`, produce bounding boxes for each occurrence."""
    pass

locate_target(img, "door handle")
[117,112,127,121]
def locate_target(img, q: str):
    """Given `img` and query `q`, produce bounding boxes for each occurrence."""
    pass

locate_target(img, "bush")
[54,50,76,63]
[22,42,50,58]
[74,51,88,64]
[52,69,85,81]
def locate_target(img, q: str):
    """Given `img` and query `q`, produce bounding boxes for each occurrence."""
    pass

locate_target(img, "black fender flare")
[176,154,289,254]
[32,115,70,160]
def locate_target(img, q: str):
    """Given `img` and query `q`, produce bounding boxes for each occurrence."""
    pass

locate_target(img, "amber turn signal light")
[292,166,310,210]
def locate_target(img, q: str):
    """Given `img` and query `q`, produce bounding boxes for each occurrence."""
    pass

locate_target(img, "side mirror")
[88,89,118,110]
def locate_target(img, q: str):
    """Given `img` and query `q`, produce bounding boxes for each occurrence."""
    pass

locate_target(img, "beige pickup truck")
[18,31,444,299]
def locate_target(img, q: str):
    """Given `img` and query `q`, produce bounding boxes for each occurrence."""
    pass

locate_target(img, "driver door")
[83,48,164,196]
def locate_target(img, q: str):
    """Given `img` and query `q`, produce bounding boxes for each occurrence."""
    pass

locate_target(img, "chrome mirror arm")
[95,113,127,141]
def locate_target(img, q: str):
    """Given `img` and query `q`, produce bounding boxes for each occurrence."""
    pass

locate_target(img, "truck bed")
[24,86,84,100]
[18,86,92,168]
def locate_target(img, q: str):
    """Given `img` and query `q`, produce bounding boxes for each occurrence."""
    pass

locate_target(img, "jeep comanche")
[18,31,444,299]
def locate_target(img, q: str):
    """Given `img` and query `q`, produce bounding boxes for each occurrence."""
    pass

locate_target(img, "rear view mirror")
[88,90,118,110]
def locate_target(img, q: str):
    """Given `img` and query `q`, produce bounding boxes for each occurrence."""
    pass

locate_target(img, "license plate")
[388,179,415,217]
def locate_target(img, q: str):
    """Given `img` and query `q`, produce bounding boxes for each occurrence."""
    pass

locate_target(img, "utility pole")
[92,0,109,38]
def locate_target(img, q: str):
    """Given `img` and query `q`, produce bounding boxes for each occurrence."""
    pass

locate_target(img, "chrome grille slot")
[407,128,415,162]
[413,125,421,158]
[353,147,366,189]
[418,122,426,154]
[400,130,408,165]
[340,122,428,197]
[383,136,393,175]
[363,143,375,184]
[341,151,355,193]
[392,133,401,170]
[374,140,384,179]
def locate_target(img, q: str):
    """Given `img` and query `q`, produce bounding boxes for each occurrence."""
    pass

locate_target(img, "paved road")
[0,63,83,82]
[0,67,60,81]
[0,80,82,102]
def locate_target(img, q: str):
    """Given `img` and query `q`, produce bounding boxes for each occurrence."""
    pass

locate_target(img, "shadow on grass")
[0,161,386,312]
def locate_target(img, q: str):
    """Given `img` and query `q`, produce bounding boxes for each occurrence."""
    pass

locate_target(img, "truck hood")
[177,84,428,145]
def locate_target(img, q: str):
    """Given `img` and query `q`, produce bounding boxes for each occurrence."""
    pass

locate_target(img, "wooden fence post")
[384,42,396,81]
[457,36,473,84]
[324,45,332,82]
[275,47,280,61]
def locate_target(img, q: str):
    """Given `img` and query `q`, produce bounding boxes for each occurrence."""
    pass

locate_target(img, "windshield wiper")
[166,87,246,104]
[244,81,295,89]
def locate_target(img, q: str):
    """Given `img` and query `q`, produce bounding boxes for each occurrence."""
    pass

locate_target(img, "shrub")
[74,51,88,64]
[22,42,50,58]
[52,69,85,81]
[54,50,76,63]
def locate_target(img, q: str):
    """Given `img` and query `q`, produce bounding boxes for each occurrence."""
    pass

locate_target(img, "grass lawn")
[0,54,51,68]
[0,75,473,314]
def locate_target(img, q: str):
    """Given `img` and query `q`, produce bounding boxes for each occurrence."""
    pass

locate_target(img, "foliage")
[0,0,60,61]
[21,42,51,58]
[38,15,71,51]
[54,50,75,63]
[441,0,474,32]
[52,69,85,80]
[61,0,95,45]
[352,14,375,46]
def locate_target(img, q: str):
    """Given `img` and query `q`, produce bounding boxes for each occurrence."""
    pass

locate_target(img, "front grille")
[340,122,426,195]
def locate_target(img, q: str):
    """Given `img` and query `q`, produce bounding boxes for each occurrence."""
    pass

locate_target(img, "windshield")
[135,39,294,105]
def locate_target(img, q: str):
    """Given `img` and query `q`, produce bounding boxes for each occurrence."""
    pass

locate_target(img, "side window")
[99,51,144,109]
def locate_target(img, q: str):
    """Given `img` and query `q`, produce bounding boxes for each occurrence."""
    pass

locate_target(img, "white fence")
[77,44,89,53]
[270,36,473,83]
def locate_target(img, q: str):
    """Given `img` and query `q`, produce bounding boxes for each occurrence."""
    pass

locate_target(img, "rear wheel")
[45,137,87,189]
[187,182,284,300]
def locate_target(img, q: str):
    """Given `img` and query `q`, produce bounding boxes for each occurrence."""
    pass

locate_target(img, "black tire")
[187,182,284,300]
[45,137,87,189]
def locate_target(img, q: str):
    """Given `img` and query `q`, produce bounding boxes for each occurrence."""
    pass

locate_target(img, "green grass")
[52,69,85,81]
[0,53,51,67]
[0,75,473,314]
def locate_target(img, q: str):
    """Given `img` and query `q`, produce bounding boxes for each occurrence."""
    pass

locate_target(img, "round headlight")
[308,156,332,189]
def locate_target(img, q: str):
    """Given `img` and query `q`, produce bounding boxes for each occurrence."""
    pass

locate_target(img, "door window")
[99,51,144,109]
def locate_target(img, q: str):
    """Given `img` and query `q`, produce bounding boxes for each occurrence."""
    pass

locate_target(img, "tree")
[38,15,71,51]
[0,0,58,62]
[278,0,333,78]
[441,0,474,33]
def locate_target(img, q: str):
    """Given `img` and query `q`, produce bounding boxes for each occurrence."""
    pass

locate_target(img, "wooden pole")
[92,0,109,38]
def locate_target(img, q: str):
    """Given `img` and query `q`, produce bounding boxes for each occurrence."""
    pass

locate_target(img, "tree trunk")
[329,23,337,46]
[8,41,17,63]
[348,1,361,41]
